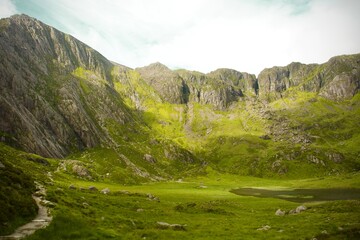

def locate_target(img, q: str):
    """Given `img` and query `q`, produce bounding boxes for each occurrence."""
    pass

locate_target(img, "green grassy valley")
[1,143,360,239]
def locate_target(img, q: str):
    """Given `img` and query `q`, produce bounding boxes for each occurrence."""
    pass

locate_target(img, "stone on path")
[0,184,52,239]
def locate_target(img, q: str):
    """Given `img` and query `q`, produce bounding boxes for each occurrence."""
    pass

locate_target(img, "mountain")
[1,14,360,180]
[0,14,199,183]
[258,55,360,100]
[1,14,360,239]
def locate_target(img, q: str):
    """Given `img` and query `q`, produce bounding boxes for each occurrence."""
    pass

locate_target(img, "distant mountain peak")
[140,62,170,71]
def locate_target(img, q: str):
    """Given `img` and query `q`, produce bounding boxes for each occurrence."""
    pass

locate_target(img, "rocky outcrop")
[206,68,258,94]
[177,68,257,109]
[0,15,131,157]
[319,69,360,100]
[136,64,257,109]
[258,54,360,100]
[136,62,189,104]
[257,62,318,96]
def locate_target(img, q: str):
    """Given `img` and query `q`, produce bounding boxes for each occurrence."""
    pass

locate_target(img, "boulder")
[40,200,56,208]
[257,225,271,231]
[295,205,307,213]
[72,164,91,178]
[147,193,160,201]
[0,161,5,168]
[101,188,110,194]
[326,152,344,163]
[88,186,98,191]
[69,184,77,190]
[156,222,186,231]
[259,135,271,140]
[144,154,156,164]
[275,209,286,216]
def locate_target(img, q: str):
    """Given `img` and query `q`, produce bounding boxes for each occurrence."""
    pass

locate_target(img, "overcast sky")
[1,0,360,75]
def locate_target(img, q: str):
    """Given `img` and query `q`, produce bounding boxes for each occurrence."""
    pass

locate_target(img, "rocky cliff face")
[136,62,189,104]
[136,63,258,109]
[1,14,359,163]
[0,15,129,157]
[258,54,360,100]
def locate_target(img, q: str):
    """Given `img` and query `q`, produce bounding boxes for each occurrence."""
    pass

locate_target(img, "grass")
[24,168,360,240]
[1,142,360,239]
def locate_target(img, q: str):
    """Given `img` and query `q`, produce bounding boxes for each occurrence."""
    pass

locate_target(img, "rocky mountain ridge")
[258,55,360,100]
[1,14,360,179]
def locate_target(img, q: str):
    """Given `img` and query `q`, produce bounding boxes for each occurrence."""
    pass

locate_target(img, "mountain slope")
[0,14,359,180]
[0,15,198,183]
[0,14,118,158]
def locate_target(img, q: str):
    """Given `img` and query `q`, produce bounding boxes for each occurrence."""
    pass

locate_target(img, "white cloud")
[0,0,17,18]
[11,0,360,74]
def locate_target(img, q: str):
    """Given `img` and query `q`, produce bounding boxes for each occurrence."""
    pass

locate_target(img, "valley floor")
[25,170,360,240]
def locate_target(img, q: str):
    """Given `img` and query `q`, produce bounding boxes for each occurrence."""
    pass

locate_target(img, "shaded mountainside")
[0,14,198,182]
[136,63,258,109]
[0,14,117,158]
[0,14,360,181]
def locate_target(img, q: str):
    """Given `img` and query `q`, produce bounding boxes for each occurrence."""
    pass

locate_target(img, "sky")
[1,0,360,75]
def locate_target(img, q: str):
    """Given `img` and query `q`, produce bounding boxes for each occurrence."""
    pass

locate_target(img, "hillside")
[0,14,360,239]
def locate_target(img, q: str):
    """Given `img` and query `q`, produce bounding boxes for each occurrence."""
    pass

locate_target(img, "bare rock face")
[257,62,318,96]
[0,15,131,157]
[257,54,360,100]
[177,68,257,109]
[137,64,257,109]
[136,62,189,104]
[206,68,258,94]
[319,70,360,100]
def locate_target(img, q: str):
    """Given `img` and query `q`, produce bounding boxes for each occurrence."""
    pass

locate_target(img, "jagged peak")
[138,62,170,71]
[6,14,43,25]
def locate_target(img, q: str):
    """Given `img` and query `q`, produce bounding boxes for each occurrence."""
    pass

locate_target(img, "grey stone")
[275,209,286,216]
[143,154,156,164]
[257,225,271,231]
[156,222,186,231]
[101,188,110,194]
[295,205,307,213]
[88,186,98,191]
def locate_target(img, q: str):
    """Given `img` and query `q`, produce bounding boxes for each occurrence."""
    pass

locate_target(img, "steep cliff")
[0,14,131,157]
[136,62,189,104]
[258,54,360,100]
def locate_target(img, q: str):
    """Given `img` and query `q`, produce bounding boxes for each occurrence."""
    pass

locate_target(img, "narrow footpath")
[0,184,53,240]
